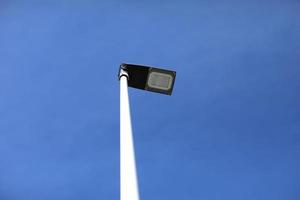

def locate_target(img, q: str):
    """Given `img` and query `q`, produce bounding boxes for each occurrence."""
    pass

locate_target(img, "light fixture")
[119,63,176,95]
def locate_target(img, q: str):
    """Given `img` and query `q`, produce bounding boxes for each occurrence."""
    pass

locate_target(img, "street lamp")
[118,63,176,200]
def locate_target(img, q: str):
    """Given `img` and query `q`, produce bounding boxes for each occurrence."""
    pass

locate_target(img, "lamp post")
[118,63,176,200]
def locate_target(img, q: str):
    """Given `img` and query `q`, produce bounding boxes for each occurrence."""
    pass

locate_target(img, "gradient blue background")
[1,1,300,199]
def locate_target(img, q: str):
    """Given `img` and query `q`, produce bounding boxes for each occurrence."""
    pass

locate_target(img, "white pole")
[120,74,140,200]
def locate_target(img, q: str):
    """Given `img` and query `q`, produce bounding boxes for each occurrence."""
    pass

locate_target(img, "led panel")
[147,72,173,90]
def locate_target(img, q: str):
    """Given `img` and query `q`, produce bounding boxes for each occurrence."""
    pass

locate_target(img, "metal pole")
[120,73,140,200]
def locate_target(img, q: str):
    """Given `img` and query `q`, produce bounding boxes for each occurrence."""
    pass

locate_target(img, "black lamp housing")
[119,63,176,95]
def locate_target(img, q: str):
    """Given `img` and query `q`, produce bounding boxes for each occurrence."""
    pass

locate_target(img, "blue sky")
[0,1,300,199]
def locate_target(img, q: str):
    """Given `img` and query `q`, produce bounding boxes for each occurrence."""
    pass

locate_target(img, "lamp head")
[119,63,176,95]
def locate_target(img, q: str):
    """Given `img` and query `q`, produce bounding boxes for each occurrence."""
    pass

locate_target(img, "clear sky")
[0,1,300,200]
